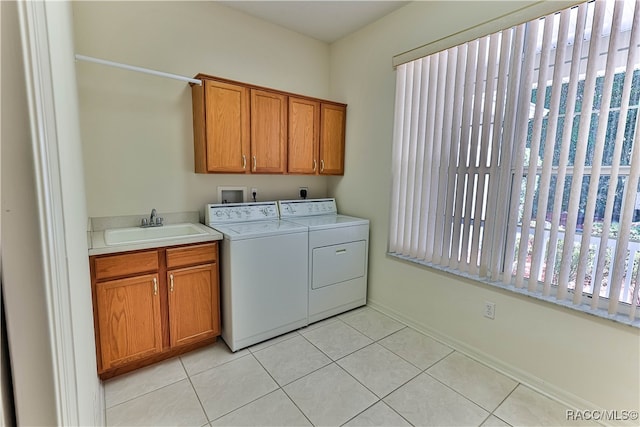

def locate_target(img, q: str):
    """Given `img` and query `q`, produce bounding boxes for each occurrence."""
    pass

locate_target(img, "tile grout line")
[204,323,367,426]
[486,382,521,426]
[178,356,211,424]
[199,352,283,424]
[333,314,442,427]
[249,312,387,426]
[103,359,190,412]
[300,317,376,361]
[226,313,446,426]
[252,341,384,426]
[358,329,503,426]
[423,367,495,417]
[250,349,316,426]
[320,318,420,425]
[338,399,383,426]
[182,347,252,377]
[278,379,318,426]
[332,329,435,427]
[283,316,416,425]
[251,333,333,388]
[375,326,456,372]
[293,312,462,426]
[107,308,528,427]
[248,330,302,354]
[421,350,521,422]
[339,399,415,427]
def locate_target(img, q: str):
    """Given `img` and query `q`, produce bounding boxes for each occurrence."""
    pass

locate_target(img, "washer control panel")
[279,198,337,218]
[206,201,279,225]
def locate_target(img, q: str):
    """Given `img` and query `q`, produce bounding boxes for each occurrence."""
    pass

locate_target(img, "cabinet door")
[319,103,346,175]
[202,80,250,173]
[251,89,287,173]
[168,264,220,348]
[96,274,162,370]
[288,97,320,174]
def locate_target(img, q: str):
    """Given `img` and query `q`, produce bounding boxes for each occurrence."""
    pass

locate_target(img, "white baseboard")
[95,382,105,426]
[367,299,633,427]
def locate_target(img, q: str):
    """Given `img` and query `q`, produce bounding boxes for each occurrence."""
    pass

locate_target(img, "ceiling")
[219,1,410,43]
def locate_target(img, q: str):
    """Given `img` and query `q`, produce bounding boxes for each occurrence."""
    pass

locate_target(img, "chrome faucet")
[141,208,163,227]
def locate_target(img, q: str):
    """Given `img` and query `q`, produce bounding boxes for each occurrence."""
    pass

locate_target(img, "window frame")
[388,0,640,327]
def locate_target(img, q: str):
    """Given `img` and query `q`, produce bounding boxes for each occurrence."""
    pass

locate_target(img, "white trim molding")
[17,1,80,424]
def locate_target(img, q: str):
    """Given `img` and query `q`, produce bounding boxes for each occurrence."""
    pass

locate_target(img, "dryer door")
[311,240,366,289]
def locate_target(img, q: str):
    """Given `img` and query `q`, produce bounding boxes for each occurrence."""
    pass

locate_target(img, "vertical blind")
[389,0,640,324]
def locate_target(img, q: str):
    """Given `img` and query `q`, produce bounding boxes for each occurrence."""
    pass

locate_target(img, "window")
[389,0,640,325]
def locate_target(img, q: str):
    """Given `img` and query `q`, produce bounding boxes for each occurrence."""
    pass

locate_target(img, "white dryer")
[279,198,369,323]
[205,202,308,351]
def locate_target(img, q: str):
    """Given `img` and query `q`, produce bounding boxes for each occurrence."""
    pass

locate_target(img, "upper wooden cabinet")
[288,99,347,175]
[192,79,250,173]
[320,103,346,175]
[288,97,320,174]
[251,89,287,174]
[192,74,346,175]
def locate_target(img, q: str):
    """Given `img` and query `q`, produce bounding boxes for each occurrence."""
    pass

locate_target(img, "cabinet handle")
[320,159,325,172]
[242,155,246,169]
[153,277,158,296]
[253,155,257,171]
[313,159,317,172]
[170,274,174,292]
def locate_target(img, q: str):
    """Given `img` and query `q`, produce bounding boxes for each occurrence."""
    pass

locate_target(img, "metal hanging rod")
[74,54,202,85]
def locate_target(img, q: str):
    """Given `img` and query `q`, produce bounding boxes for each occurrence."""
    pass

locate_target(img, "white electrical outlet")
[484,301,496,320]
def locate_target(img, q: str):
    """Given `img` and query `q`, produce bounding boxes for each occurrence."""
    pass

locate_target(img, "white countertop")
[87,211,222,256]
[89,223,222,256]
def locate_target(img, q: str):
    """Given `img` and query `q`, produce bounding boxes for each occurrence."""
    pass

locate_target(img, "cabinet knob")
[242,155,247,169]
[153,277,158,296]
[320,159,325,173]
[253,156,257,171]
[313,159,317,172]
[170,274,174,292]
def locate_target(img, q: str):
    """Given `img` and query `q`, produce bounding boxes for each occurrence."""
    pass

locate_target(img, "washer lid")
[210,220,307,240]
[284,214,369,230]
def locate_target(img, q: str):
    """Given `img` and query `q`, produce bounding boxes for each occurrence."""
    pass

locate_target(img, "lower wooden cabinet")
[96,274,163,370]
[168,264,219,348]
[90,242,220,379]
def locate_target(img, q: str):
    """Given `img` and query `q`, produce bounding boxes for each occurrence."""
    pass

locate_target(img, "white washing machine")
[205,201,308,351]
[279,198,369,324]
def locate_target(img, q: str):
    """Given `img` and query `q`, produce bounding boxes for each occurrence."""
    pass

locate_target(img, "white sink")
[104,223,209,246]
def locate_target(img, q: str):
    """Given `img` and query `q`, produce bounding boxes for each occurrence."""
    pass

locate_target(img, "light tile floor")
[104,306,592,426]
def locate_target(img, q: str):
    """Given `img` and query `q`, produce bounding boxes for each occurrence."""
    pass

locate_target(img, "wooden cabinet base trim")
[98,336,218,380]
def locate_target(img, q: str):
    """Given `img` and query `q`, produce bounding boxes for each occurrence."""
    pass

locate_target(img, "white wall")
[329,0,640,413]
[73,1,333,218]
